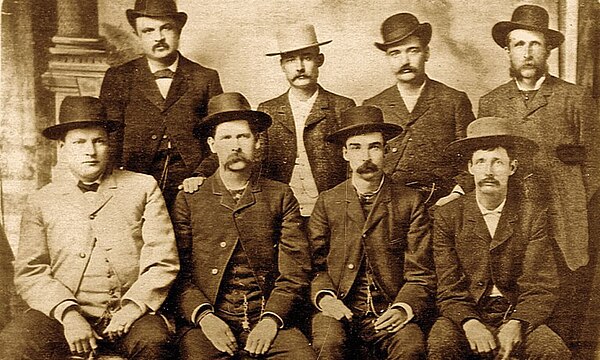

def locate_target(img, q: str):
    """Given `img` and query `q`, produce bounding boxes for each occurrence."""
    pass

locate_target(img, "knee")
[311,314,346,353]
[427,318,465,360]
[386,324,425,358]
[526,326,571,360]
[125,316,171,358]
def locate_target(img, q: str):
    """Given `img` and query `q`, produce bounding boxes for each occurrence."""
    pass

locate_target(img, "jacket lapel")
[134,58,166,112]
[304,86,329,128]
[211,171,258,212]
[234,174,259,213]
[524,78,552,116]
[407,79,433,125]
[489,197,517,251]
[163,54,189,111]
[272,92,296,135]
[380,86,411,127]
[362,178,391,235]
[463,194,493,246]
[343,181,366,229]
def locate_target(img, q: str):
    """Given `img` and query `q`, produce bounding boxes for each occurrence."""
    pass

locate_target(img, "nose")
[523,44,532,59]
[296,58,305,72]
[84,142,97,156]
[155,30,165,42]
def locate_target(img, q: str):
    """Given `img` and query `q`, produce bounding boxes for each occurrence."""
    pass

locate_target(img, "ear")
[509,159,518,176]
[317,53,325,67]
[254,136,261,150]
[424,46,430,62]
[207,137,216,154]
[342,146,349,161]
[467,160,475,175]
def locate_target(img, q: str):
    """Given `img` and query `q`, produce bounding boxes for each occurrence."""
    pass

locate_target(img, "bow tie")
[482,209,501,216]
[78,181,99,193]
[153,69,175,79]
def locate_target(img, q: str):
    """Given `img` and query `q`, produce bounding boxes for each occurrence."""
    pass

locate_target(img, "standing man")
[189,24,355,218]
[364,13,475,206]
[478,4,600,343]
[310,106,435,359]
[0,96,180,359]
[428,117,570,359]
[100,0,223,208]
[173,93,315,359]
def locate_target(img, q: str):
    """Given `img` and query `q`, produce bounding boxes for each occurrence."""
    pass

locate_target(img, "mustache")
[477,177,500,187]
[224,152,252,167]
[293,73,309,80]
[397,65,417,74]
[356,160,379,174]
[153,41,169,51]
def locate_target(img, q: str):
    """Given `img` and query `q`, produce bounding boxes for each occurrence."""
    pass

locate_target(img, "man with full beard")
[309,106,435,359]
[478,4,600,346]
[172,93,315,359]
[364,13,475,206]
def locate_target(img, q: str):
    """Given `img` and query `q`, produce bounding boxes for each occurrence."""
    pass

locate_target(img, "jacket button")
[220,242,226,248]
[211,268,218,275]
[89,214,96,220]
[347,264,355,270]
[477,281,485,286]
[339,292,345,297]
[79,252,86,258]
[162,134,168,139]
[362,234,367,239]
[392,147,398,153]
[151,134,158,140]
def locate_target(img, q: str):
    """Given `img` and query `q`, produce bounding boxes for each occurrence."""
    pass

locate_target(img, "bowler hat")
[126,0,187,29]
[42,96,123,140]
[326,106,403,145]
[492,5,564,49]
[445,117,537,160]
[266,24,331,56]
[375,13,432,51]
[196,93,272,136]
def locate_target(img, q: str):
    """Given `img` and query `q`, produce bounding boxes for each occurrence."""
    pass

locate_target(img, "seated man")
[173,92,315,359]
[428,117,570,359]
[0,96,180,359]
[309,106,436,360]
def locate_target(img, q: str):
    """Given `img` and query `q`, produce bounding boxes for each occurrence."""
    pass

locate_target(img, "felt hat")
[326,106,403,145]
[445,117,538,160]
[375,13,432,51]
[126,0,187,29]
[266,24,331,56]
[196,93,271,136]
[42,96,123,140]
[492,5,564,49]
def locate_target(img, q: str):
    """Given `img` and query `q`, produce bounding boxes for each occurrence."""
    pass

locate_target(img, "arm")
[393,193,436,320]
[99,67,128,168]
[121,178,180,312]
[308,195,337,305]
[577,90,600,201]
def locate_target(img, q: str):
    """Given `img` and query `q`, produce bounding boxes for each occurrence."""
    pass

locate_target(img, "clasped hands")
[462,318,522,360]
[199,313,279,357]
[318,295,407,333]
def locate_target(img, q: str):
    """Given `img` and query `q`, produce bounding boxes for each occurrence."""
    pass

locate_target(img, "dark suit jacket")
[309,177,435,321]
[173,171,311,326]
[433,191,559,329]
[100,53,223,177]
[479,76,600,271]
[364,78,474,194]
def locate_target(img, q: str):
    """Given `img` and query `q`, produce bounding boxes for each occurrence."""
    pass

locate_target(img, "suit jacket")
[100,53,223,177]
[257,86,356,192]
[433,191,559,329]
[479,76,600,270]
[364,79,474,193]
[15,170,180,317]
[173,171,311,325]
[309,177,435,321]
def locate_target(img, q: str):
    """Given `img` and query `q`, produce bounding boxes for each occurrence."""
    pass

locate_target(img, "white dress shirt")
[148,56,179,98]
[476,196,507,298]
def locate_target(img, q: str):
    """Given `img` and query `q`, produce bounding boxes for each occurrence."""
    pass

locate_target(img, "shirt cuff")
[121,297,148,315]
[391,302,414,326]
[314,290,337,311]
[52,300,79,323]
[451,185,465,195]
[261,311,284,329]
[191,303,214,325]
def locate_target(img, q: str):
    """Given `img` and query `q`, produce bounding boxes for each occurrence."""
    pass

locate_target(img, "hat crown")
[59,96,106,124]
[510,5,549,29]
[381,13,420,43]
[269,24,330,56]
[341,106,385,129]
[131,0,179,16]
[465,117,517,139]
[207,92,252,117]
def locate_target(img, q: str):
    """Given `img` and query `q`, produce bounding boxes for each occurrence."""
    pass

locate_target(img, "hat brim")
[325,123,403,145]
[492,21,564,49]
[444,135,538,162]
[42,120,124,140]
[196,110,272,138]
[265,40,332,57]
[126,10,188,29]
[375,23,432,51]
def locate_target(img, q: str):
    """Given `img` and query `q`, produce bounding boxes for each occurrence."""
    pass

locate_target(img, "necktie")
[77,181,99,193]
[153,69,175,79]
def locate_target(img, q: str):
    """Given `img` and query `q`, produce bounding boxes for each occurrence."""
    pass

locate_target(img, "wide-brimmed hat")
[266,24,331,56]
[126,0,187,29]
[492,5,564,49]
[375,13,432,51]
[196,93,272,137]
[326,106,403,145]
[445,117,538,160]
[42,96,123,140]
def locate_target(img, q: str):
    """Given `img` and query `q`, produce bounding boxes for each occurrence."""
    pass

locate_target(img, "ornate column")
[42,0,108,118]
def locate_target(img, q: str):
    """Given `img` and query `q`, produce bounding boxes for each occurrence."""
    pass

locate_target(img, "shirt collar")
[514,75,546,91]
[352,174,385,198]
[396,78,426,98]
[288,87,319,108]
[147,54,179,74]
[475,196,506,216]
